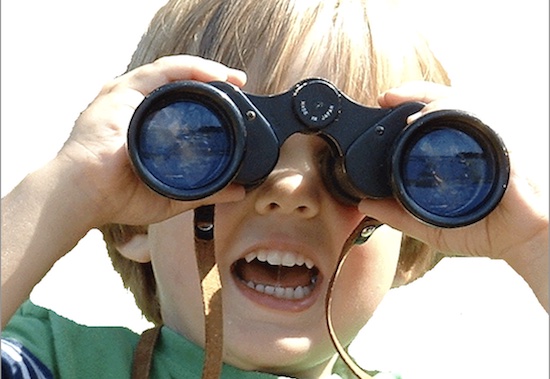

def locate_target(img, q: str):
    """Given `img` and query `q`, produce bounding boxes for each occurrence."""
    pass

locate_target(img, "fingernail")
[229,69,247,86]
[407,111,422,124]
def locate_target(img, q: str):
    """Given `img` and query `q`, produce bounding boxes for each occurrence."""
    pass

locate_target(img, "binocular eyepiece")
[127,78,509,228]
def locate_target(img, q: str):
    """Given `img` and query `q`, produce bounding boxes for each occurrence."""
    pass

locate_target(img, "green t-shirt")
[2,301,401,379]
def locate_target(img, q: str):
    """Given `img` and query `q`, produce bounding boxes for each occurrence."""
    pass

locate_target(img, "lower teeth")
[245,280,314,300]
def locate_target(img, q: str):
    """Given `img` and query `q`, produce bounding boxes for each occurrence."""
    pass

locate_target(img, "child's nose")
[254,134,325,218]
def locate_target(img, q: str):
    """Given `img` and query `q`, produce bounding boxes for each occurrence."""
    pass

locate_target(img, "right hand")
[57,55,247,228]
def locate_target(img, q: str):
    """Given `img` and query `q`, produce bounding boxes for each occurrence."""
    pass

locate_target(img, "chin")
[221,319,344,377]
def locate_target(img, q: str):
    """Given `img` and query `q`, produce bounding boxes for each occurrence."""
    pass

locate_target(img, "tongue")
[236,259,313,288]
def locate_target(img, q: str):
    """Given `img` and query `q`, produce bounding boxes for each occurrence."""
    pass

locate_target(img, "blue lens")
[138,101,232,191]
[401,128,494,218]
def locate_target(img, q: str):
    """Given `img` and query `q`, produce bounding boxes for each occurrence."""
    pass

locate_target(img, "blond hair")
[100,0,450,324]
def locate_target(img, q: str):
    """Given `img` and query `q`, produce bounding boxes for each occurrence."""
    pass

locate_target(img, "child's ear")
[116,234,151,263]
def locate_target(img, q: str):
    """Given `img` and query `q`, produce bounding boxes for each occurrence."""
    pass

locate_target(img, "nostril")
[268,203,279,211]
[260,201,312,216]
[253,170,321,217]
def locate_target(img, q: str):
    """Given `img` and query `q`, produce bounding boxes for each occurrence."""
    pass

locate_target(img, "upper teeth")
[244,250,315,269]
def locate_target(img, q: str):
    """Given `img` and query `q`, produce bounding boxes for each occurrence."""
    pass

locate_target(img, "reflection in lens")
[138,101,232,190]
[401,128,495,218]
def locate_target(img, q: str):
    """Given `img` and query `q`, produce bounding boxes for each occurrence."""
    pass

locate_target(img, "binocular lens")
[137,101,233,195]
[393,113,508,227]
[402,127,492,216]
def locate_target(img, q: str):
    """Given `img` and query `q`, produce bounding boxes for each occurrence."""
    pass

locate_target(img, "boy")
[2,0,548,378]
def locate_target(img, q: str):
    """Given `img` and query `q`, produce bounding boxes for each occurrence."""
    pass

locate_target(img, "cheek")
[148,212,196,276]
[329,226,402,341]
[148,212,206,338]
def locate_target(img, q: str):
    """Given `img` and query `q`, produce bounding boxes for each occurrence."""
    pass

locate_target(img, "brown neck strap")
[325,217,381,379]
[131,208,380,379]
[193,205,224,379]
[131,205,223,379]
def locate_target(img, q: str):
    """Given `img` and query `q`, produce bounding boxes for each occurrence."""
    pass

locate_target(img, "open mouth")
[231,250,320,301]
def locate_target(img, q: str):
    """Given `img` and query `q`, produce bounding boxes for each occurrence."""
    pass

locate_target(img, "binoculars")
[128,78,509,228]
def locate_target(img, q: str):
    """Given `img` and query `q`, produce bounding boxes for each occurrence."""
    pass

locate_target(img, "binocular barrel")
[128,78,509,228]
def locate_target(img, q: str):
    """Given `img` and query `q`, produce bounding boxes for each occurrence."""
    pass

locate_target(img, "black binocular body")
[128,78,509,228]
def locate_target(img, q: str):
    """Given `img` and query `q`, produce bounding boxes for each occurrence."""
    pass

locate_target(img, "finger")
[119,184,246,226]
[405,99,450,124]
[226,68,248,88]
[357,197,441,245]
[170,184,246,214]
[358,197,413,230]
[103,55,247,98]
[377,81,451,108]
[197,184,246,206]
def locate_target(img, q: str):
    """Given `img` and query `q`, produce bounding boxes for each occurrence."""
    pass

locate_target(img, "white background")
[1,1,548,378]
